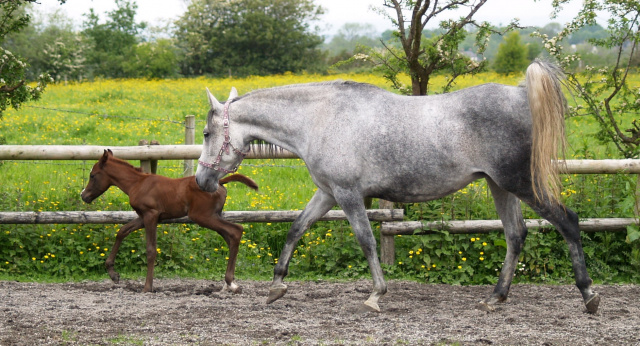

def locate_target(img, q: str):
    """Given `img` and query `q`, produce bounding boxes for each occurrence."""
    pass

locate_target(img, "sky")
[37,0,593,38]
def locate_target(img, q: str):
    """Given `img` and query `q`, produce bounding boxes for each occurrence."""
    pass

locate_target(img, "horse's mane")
[235,80,379,101]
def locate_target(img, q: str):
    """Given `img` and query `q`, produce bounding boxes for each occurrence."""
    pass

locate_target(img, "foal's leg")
[332,186,386,313]
[142,212,159,293]
[191,212,243,293]
[521,196,600,313]
[105,217,145,283]
[478,179,528,311]
[267,189,336,304]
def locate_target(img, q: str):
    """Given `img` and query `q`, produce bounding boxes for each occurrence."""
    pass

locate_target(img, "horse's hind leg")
[105,217,144,284]
[478,179,528,312]
[142,212,160,293]
[191,212,243,293]
[522,195,600,313]
[267,189,336,304]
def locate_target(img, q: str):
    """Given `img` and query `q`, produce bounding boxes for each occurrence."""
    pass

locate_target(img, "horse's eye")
[203,131,210,139]
[89,174,95,179]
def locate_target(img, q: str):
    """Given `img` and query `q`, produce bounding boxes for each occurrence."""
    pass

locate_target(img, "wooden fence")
[1,115,639,265]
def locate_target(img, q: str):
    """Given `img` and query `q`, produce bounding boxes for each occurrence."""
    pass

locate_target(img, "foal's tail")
[526,59,567,204]
[220,174,259,191]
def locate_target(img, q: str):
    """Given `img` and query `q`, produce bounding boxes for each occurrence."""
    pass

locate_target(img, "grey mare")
[196,60,600,314]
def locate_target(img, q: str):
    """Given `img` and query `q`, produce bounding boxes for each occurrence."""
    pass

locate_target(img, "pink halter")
[198,100,249,174]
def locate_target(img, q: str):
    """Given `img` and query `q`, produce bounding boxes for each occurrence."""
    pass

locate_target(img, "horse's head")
[81,149,115,203]
[196,87,249,193]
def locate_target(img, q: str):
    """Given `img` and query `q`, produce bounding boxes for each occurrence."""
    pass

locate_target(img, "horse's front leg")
[333,186,387,313]
[105,217,145,283]
[267,189,336,304]
[142,212,159,293]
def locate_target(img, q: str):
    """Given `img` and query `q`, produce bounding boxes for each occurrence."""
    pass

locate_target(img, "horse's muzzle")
[195,169,219,193]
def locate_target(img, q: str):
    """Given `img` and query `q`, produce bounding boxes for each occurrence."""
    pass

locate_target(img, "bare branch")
[0,80,25,93]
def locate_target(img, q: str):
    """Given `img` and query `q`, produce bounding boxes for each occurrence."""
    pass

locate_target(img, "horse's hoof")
[266,284,287,304]
[356,301,380,314]
[110,273,120,284]
[476,300,496,312]
[585,293,600,314]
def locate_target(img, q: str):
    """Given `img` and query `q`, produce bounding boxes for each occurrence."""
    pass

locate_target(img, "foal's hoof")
[585,293,600,314]
[221,282,242,294]
[266,284,287,304]
[109,273,120,284]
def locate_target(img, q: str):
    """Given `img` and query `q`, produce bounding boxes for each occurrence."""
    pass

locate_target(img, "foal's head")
[81,149,122,203]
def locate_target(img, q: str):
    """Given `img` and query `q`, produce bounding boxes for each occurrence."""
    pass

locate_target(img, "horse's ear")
[206,88,223,113]
[229,87,238,99]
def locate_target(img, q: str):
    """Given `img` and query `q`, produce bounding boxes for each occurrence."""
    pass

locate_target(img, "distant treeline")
[3,0,619,81]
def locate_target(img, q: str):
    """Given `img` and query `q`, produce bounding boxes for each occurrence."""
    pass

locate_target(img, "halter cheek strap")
[198,100,249,174]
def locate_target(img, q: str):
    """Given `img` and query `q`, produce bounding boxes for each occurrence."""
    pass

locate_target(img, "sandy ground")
[1,278,639,345]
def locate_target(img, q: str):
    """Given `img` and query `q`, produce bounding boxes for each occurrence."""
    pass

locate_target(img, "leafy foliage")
[0,0,54,119]
[536,0,640,158]
[173,0,325,77]
[493,31,529,74]
[81,0,146,78]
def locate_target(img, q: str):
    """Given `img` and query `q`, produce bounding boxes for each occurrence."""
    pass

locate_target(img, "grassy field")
[1,72,639,285]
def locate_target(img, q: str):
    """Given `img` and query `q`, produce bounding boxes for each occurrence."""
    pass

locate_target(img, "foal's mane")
[108,155,144,172]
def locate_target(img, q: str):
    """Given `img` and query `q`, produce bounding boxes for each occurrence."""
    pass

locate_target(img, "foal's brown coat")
[81,150,258,293]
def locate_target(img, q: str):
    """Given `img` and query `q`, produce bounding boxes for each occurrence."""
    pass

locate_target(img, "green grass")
[1,73,639,285]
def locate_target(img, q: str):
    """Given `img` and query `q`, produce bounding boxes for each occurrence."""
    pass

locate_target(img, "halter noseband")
[198,100,249,174]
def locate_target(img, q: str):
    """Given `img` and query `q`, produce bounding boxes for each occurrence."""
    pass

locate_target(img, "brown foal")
[81,149,258,293]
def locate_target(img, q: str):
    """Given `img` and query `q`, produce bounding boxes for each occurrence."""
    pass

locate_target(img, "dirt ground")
[1,279,639,345]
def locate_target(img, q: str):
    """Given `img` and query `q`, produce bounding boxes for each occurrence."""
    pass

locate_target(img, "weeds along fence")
[1,115,640,264]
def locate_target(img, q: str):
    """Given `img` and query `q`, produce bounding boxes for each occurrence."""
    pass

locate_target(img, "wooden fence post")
[379,199,395,265]
[139,139,150,173]
[150,140,159,174]
[184,115,196,177]
[138,140,159,174]
[635,174,640,217]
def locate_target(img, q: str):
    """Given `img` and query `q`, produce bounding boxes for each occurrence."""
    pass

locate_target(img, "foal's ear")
[99,149,110,166]
[206,88,223,113]
[229,87,238,99]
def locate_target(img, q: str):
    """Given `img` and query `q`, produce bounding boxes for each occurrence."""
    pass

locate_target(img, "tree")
[537,0,640,159]
[81,0,146,78]
[356,0,518,95]
[5,7,86,82]
[174,0,325,77]
[0,0,55,119]
[122,39,179,79]
[493,31,529,74]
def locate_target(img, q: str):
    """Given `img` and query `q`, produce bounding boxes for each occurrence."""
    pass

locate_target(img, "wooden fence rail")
[381,218,635,235]
[0,144,297,160]
[0,209,404,225]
